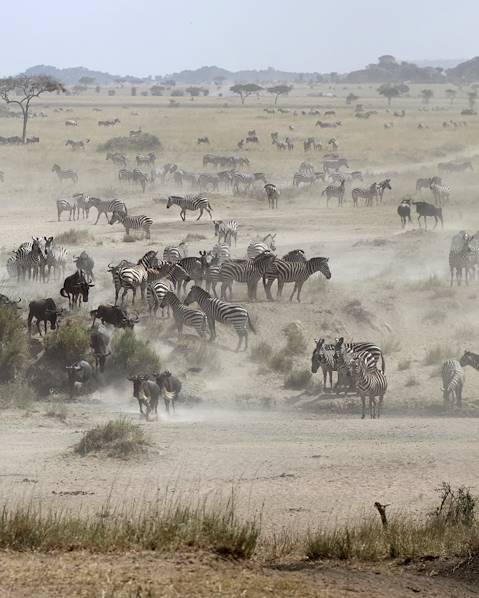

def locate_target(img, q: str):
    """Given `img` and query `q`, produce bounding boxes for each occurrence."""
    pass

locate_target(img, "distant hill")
[447,57,479,83]
[344,55,446,84]
[164,65,321,84]
[413,58,465,70]
[23,65,124,85]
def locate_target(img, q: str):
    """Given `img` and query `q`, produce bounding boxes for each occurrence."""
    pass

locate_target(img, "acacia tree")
[468,91,478,110]
[266,84,292,106]
[79,76,95,86]
[377,83,409,106]
[346,92,359,105]
[445,88,457,105]
[230,83,262,104]
[421,89,434,104]
[0,75,64,142]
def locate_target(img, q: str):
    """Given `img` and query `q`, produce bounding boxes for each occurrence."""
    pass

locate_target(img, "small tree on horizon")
[346,92,359,105]
[0,75,64,142]
[266,84,292,106]
[445,88,457,105]
[377,83,409,106]
[230,83,263,104]
[421,89,434,104]
[468,90,478,110]
[79,76,95,86]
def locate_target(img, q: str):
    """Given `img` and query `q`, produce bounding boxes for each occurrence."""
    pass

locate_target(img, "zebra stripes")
[88,197,128,224]
[449,231,471,286]
[441,359,464,407]
[214,220,238,246]
[232,172,266,194]
[311,339,335,389]
[264,184,280,209]
[430,182,450,206]
[210,244,231,264]
[376,179,392,203]
[146,264,191,315]
[352,184,377,207]
[163,242,188,263]
[219,252,276,301]
[167,194,213,221]
[159,291,207,337]
[56,200,75,221]
[52,164,78,183]
[263,257,331,302]
[117,251,158,305]
[109,211,153,239]
[247,234,276,259]
[322,179,345,207]
[350,353,388,418]
[184,286,255,351]
[460,350,479,372]
[13,238,44,281]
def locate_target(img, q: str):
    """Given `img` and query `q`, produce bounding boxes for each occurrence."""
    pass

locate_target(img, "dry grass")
[74,418,149,458]
[284,368,312,389]
[423,344,454,366]
[55,229,92,245]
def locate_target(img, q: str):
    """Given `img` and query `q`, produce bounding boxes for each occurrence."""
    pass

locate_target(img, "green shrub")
[284,368,312,389]
[98,133,162,153]
[75,418,148,458]
[0,304,27,382]
[433,482,476,527]
[111,329,160,375]
[44,321,90,366]
[282,321,307,355]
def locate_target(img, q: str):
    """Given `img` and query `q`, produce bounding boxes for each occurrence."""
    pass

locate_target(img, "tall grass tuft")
[45,320,90,366]
[55,229,92,245]
[75,418,148,458]
[0,304,28,382]
[111,329,160,375]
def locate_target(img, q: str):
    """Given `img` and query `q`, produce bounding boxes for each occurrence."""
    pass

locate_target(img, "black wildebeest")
[152,371,182,414]
[128,375,161,420]
[397,198,412,228]
[412,201,443,230]
[27,298,61,335]
[90,304,138,328]
[73,251,94,282]
[66,360,93,396]
[60,270,94,307]
[90,329,111,372]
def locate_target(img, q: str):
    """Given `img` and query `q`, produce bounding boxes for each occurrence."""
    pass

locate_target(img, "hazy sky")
[3,0,476,76]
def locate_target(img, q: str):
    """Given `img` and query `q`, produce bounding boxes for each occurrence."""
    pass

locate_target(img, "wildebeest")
[152,371,182,414]
[397,198,412,228]
[66,360,93,395]
[90,304,139,328]
[73,251,94,282]
[27,298,61,335]
[60,270,94,307]
[412,201,443,230]
[0,294,21,308]
[90,329,111,372]
[128,375,161,420]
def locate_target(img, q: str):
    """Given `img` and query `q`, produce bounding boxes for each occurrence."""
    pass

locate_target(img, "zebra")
[292,172,321,187]
[351,184,378,207]
[219,252,276,302]
[232,172,266,194]
[430,182,450,206]
[198,173,220,191]
[43,238,68,281]
[263,257,331,302]
[146,264,191,316]
[264,183,280,209]
[108,260,135,304]
[183,286,255,351]
[167,194,212,221]
[441,359,465,408]
[349,353,388,419]
[106,152,127,167]
[52,164,78,183]
[323,158,349,173]
[210,243,231,264]
[467,232,479,280]
[449,231,471,286]
[118,168,134,183]
[163,242,188,263]
[416,176,441,193]
[460,350,479,373]
[72,193,92,220]
[132,169,149,192]
[322,179,346,207]
[65,139,89,151]
[159,291,207,338]
[282,249,307,263]
[333,337,386,373]
[136,153,156,167]
[14,238,45,281]
[176,253,209,292]
[213,220,238,246]
[311,338,335,390]
[56,199,75,221]
[376,179,392,203]
[117,251,158,305]
[109,211,153,239]
[247,234,276,259]
[87,197,127,224]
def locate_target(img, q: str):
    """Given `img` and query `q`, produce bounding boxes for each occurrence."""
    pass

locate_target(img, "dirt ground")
[1,85,479,595]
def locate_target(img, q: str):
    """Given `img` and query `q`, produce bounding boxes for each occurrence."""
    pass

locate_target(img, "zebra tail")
[248,314,256,334]
[381,354,386,373]
[60,288,69,298]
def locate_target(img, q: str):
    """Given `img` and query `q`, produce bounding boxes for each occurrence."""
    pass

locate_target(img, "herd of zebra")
[7,237,68,282]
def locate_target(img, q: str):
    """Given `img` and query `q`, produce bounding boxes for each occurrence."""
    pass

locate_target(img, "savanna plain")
[1,85,479,596]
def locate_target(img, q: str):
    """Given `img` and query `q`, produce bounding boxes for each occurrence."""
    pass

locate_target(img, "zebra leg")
[196,208,204,221]
[276,279,284,300]
[208,319,216,342]
[180,210,186,222]
[361,396,366,419]
[328,368,333,390]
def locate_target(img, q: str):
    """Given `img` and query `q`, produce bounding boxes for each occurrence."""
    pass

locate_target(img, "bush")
[98,133,162,153]
[75,418,148,458]
[433,482,476,527]
[44,321,90,367]
[0,380,36,409]
[423,344,451,366]
[282,321,307,355]
[284,368,312,389]
[0,304,27,382]
[55,229,91,245]
[111,329,160,375]
[269,349,293,373]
